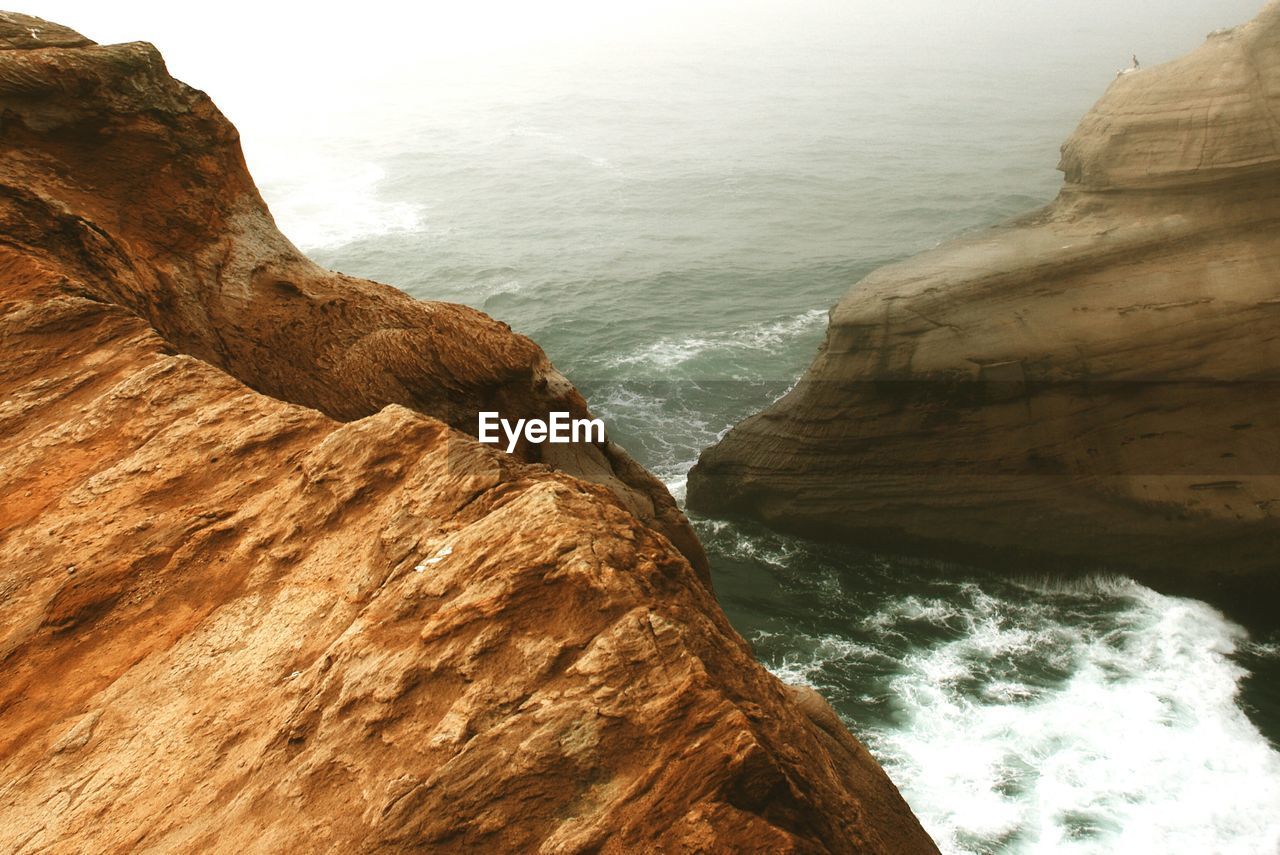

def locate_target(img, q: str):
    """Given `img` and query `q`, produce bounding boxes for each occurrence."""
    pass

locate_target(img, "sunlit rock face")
[689,2,1280,623]
[0,11,938,854]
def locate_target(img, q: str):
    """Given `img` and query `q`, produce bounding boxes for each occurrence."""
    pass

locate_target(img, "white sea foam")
[837,584,1280,854]
[253,152,427,251]
[607,308,827,370]
[587,384,713,497]
[759,631,897,688]
[699,518,806,569]
[1244,641,1280,660]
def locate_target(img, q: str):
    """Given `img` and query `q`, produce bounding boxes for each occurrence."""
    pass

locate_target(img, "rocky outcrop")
[0,11,708,581]
[689,3,1280,622]
[0,12,937,854]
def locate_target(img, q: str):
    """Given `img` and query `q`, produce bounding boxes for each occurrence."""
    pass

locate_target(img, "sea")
[164,0,1280,850]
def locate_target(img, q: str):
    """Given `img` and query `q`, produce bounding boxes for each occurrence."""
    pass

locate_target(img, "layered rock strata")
[0,12,937,853]
[689,3,1280,621]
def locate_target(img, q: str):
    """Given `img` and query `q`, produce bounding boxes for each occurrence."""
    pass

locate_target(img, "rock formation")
[689,2,1280,623]
[0,12,937,853]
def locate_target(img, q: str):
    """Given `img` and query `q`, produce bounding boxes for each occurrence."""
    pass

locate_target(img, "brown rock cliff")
[0,10,706,579]
[0,12,937,854]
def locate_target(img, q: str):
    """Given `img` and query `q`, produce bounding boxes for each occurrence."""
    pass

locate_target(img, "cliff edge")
[689,2,1280,622]
[0,12,937,853]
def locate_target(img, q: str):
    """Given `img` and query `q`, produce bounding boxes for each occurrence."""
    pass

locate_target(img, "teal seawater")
[253,8,1280,851]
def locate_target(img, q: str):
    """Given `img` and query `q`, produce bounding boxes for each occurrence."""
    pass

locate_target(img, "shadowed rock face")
[689,2,1280,624]
[0,12,938,854]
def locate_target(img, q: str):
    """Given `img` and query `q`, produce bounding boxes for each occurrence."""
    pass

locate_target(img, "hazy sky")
[21,1,1267,188]
[28,1,1265,96]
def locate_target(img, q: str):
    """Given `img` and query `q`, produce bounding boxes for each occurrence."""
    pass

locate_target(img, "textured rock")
[0,12,937,854]
[0,9,708,580]
[689,2,1280,622]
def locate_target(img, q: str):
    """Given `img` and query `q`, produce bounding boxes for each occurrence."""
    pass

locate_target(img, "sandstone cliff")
[0,12,937,853]
[689,3,1280,622]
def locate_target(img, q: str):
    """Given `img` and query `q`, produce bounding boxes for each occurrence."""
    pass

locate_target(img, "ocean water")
[231,2,1280,850]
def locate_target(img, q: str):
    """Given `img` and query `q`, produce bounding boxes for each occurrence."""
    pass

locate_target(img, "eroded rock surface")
[0,12,937,854]
[0,10,707,579]
[689,3,1280,621]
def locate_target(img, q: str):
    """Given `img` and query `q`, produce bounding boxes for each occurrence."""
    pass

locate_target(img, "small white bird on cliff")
[1116,54,1140,78]
[26,26,39,40]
